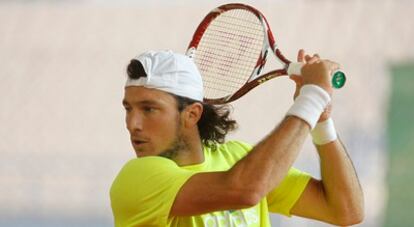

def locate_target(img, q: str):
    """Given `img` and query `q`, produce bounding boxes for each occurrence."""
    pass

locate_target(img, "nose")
[126,111,143,132]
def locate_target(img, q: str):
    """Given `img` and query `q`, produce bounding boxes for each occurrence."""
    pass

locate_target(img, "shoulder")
[121,156,178,173]
[208,140,253,163]
[112,156,192,189]
[222,140,253,151]
[110,156,195,202]
[267,167,312,216]
[273,167,312,194]
[215,140,253,152]
[110,157,196,225]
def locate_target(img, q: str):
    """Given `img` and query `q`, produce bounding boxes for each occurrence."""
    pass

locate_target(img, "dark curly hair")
[127,59,237,147]
[174,95,237,148]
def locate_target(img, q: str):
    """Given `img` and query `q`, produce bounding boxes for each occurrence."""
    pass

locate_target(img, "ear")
[182,102,203,128]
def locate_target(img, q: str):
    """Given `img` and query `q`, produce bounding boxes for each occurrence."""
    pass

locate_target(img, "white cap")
[125,50,204,101]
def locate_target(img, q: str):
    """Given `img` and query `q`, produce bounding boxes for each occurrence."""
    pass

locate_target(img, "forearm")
[317,138,364,222]
[227,116,310,198]
[171,62,336,216]
[227,85,331,200]
[172,116,311,216]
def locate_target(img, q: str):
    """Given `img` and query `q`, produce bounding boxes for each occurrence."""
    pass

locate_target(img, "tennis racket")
[186,3,346,104]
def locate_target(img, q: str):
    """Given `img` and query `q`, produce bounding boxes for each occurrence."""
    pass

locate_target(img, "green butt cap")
[332,71,346,89]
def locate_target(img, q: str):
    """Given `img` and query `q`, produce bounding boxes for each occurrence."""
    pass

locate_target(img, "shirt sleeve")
[266,168,311,216]
[110,156,196,226]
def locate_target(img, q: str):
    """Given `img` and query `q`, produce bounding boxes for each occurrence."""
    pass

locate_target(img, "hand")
[304,57,339,96]
[289,49,333,122]
[289,49,306,100]
[290,49,323,99]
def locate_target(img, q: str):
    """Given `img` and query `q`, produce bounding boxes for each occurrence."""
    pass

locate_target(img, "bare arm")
[291,138,364,225]
[287,50,364,225]
[171,116,310,216]
[171,55,335,217]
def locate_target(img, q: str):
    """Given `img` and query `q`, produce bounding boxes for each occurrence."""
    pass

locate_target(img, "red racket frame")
[187,3,292,104]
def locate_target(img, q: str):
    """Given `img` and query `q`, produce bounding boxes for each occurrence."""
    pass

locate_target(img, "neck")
[173,133,204,166]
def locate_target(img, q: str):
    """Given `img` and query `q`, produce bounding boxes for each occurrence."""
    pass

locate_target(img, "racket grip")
[287,62,346,89]
[287,62,303,75]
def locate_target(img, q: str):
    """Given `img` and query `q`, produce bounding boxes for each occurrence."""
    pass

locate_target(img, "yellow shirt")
[110,141,311,226]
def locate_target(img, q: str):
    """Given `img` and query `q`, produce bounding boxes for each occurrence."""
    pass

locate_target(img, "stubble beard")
[158,119,189,160]
[159,134,188,160]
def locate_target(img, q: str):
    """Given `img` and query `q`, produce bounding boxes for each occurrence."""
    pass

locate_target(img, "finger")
[323,59,341,71]
[297,49,305,62]
[304,53,321,64]
[304,54,312,62]
[289,75,299,82]
[307,55,319,64]
[289,74,302,81]
[289,75,303,85]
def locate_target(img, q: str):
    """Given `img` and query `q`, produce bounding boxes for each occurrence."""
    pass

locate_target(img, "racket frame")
[187,3,294,104]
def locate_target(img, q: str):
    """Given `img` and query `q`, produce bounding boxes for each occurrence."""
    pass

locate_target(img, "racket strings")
[198,12,263,87]
[194,9,265,99]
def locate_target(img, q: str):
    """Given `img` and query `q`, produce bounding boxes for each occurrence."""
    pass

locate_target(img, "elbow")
[336,213,364,226]
[238,190,262,208]
[334,201,365,226]
[353,207,365,224]
[240,181,269,207]
[228,183,264,208]
[225,172,266,208]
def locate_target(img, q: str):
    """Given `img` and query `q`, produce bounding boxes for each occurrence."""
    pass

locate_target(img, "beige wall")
[1,0,414,226]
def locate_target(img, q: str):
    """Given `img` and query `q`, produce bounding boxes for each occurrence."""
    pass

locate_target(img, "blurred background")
[1,0,413,226]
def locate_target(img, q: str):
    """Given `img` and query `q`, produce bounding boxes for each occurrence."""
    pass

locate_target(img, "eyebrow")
[122,99,161,107]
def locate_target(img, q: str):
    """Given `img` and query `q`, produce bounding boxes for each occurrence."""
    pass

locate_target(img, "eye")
[124,105,132,112]
[143,106,156,113]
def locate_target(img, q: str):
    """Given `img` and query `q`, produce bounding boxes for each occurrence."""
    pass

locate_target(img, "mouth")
[132,139,148,147]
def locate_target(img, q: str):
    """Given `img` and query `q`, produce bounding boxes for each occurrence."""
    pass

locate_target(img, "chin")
[134,149,156,158]
[135,152,149,158]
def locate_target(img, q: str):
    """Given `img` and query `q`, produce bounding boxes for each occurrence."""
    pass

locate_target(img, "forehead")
[123,86,176,105]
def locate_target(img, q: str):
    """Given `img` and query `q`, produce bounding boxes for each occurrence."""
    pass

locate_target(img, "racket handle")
[287,62,346,89]
[287,62,303,75]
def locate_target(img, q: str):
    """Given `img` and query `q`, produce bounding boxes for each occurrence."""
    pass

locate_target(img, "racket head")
[187,3,290,104]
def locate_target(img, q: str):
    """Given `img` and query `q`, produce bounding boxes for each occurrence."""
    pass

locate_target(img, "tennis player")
[110,50,364,226]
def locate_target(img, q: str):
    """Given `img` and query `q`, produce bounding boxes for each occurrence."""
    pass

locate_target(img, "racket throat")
[256,50,268,75]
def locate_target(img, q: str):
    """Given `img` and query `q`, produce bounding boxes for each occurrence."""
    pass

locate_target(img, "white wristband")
[286,85,331,129]
[311,118,337,145]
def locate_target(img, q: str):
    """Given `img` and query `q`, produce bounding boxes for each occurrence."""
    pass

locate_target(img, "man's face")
[123,86,183,158]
